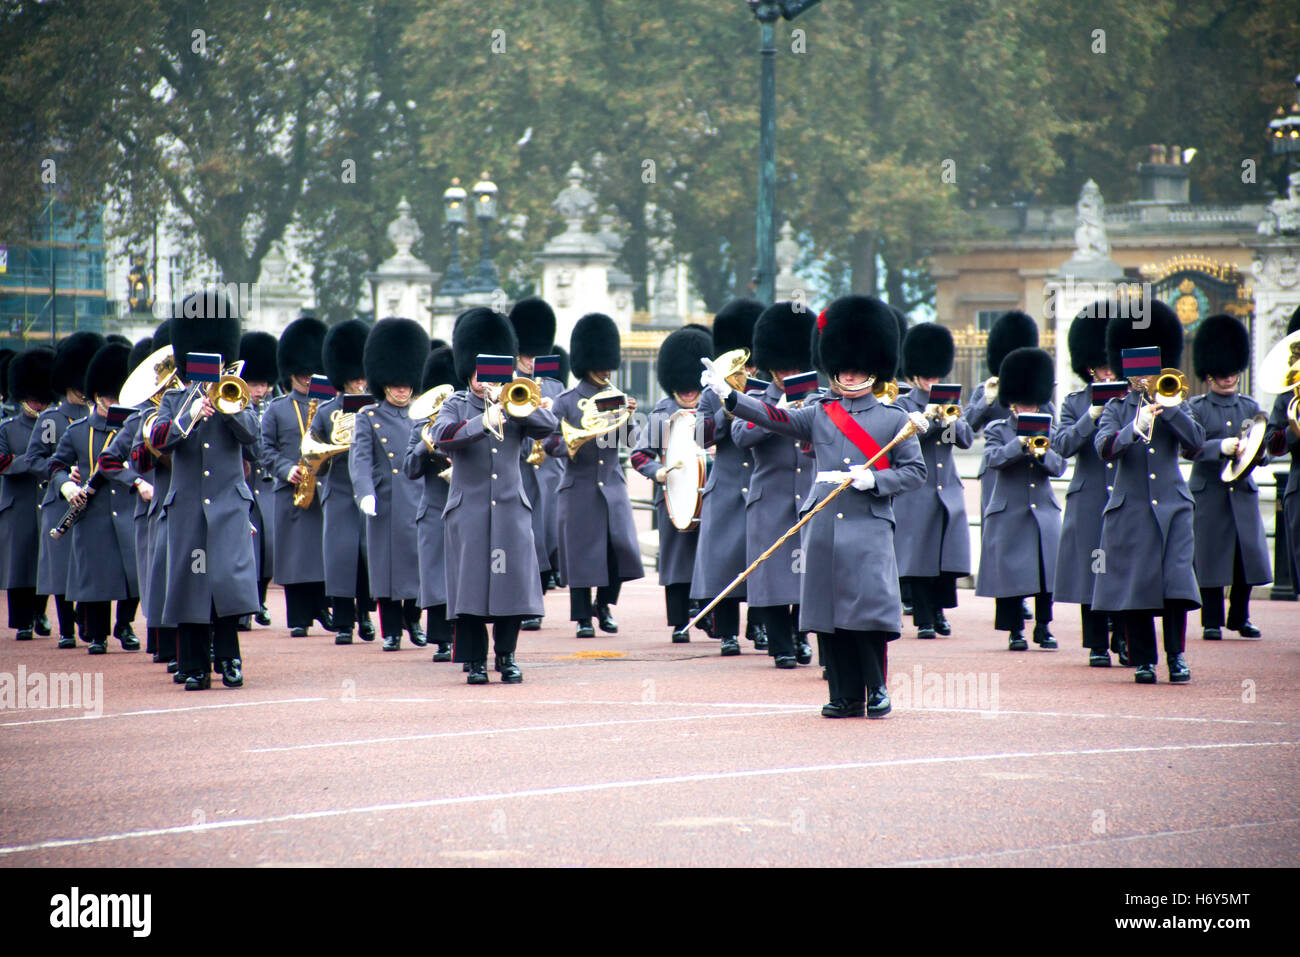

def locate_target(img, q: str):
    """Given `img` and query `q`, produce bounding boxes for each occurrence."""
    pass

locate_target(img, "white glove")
[907,411,930,434]
[654,467,669,484]
[984,376,999,402]
[1088,404,1103,420]
[815,470,852,485]
[483,403,504,431]
[699,357,732,400]
[1135,404,1156,435]
[60,480,81,502]
[358,494,377,517]
[1220,436,1240,457]
[848,467,876,491]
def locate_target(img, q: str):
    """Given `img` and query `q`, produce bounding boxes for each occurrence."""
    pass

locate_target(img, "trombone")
[483,377,542,440]
[1132,368,1188,443]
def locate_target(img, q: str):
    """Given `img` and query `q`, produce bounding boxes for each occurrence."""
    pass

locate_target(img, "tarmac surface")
[1,581,1296,868]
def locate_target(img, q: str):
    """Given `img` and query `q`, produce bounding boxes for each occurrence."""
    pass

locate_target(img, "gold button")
[204,470,210,477]
[112,511,117,516]
[1148,448,1155,454]
[1226,421,1232,428]
[492,473,498,479]
[491,500,496,506]
[381,437,388,443]
[744,462,750,467]
[203,443,210,449]
[598,481,604,487]
[937,462,943,468]
[393,468,399,474]
[1107,486,1113,492]
[742,487,748,493]
[204,498,211,505]
[599,459,604,465]
[1152,499,1158,505]
[491,448,498,454]
[1030,503,1037,509]
[1029,483,1035,488]
[1149,473,1156,479]
[836,512,843,519]
[844,457,851,464]
[936,484,942,490]
[796,468,802,473]
[1107,462,1113,469]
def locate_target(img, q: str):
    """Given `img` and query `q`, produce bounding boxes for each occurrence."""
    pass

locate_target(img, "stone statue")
[553,162,597,234]
[1073,180,1111,260]
[1258,171,1300,236]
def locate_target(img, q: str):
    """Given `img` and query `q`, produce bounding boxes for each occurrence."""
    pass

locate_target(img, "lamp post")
[1268,75,1300,174]
[471,173,500,293]
[746,0,822,305]
[441,178,469,297]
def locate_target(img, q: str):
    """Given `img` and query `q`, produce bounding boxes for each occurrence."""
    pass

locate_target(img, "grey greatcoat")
[127,414,173,626]
[1186,392,1272,588]
[403,420,451,609]
[542,378,644,588]
[0,413,42,590]
[1266,391,1300,588]
[520,373,565,576]
[27,400,88,596]
[310,396,366,597]
[731,381,816,606]
[728,390,926,635]
[151,388,261,624]
[260,391,325,585]
[964,382,1054,516]
[1092,392,1204,611]
[975,416,1065,598]
[350,400,422,601]
[631,396,700,586]
[1051,389,1118,605]
[432,390,557,619]
[50,410,141,602]
[689,388,750,602]
[534,381,566,575]
[99,410,150,609]
[893,386,973,578]
[247,398,273,581]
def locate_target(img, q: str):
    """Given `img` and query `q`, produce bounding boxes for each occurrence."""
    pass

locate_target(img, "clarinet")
[50,472,107,539]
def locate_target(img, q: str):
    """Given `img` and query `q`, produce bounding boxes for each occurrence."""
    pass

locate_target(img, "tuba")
[120,346,184,409]
[1260,329,1300,437]
[561,384,631,458]
[1133,368,1188,443]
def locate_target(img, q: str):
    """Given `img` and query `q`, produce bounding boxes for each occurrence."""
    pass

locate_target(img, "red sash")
[824,400,890,470]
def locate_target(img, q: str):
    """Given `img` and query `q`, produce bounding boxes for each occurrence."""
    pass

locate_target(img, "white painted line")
[1,739,1292,858]
[0,697,329,729]
[888,817,1300,867]
[245,708,811,753]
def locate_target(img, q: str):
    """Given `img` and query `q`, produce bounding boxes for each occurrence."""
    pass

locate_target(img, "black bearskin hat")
[752,302,814,372]
[570,313,621,380]
[453,308,517,384]
[508,297,557,358]
[1067,303,1112,383]
[84,341,131,402]
[998,347,1055,407]
[712,299,763,358]
[422,345,464,392]
[365,318,430,394]
[52,331,105,396]
[1105,299,1183,376]
[1194,314,1250,379]
[0,349,15,396]
[987,310,1038,377]
[902,322,955,380]
[891,307,910,362]
[324,319,370,390]
[105,333,131,347]
[429,338,448,353]
[151,317,173,353]
[8,347,56,404]
[817,295,900,381]
[657,325,713,397]
[277,315,327,381]
[239,332,279,385]
[1287,303,1300,337]
[551,345,571,385]
[172,291,241,376]
[128,337,154,375]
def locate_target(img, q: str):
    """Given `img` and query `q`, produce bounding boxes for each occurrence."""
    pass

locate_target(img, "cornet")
[177,364,251,438]
[484,377,542,440]
[1025,435,1050,457]
[1132,368,1188,443]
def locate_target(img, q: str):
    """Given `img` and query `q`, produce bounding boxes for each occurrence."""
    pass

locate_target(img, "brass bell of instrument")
[714,348,752,393]
[562,386,631,457]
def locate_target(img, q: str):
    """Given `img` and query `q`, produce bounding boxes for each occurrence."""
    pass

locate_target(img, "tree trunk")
[850,229,877,296]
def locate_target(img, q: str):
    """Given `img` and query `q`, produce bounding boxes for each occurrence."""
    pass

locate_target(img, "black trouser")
[329,549,374,632]
[54,595,77,638]
[664,582,692,627]
[6,587,43,630]
[80,600,112,643]
[705,597,740,639]
[114,597,138,633]
[1080,604,1112,653]
[452,614,521,663]
[570,582,622,621]
[821,630,889,703]
[1121,607,1187,667]
[377,597,418,638]
[258,578,270,607]
[903,574,958,629]
[424,604,451,645]
[157,626,178,661]
[995,593,1052,632]
[756,604,800,658]
[178,613,241,675]
[283,581,327,629]
[1199,540,1250,629]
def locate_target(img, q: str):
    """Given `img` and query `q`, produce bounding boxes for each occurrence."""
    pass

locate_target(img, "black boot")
[1168,653,1190,683]
[114,621,140,651]
[935,610,951,636]
[595,604,618,634]
[358,617,376,641]
[520,617,543,631]
[35,613,51,636]
[432,642,452,662]
[867,686,892,718]
[671,626,690,643]
[237,615,252,632]
[334,630,353,645]
[1032,622,1056,650]
[184,671,211,691]
[794,635,812,664]
[719,636,740,657]
[498,654,522,684]
[1008,631,1028,651]
[751,623,768,650]
[467,660,489,685]
[219,658,243,688]
[315,608,334,632]
[576,618,595,638]
[382,633,401,652]
[255,605,272,627]
[407,619,426,647]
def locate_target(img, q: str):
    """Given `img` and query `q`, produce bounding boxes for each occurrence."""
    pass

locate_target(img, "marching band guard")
[542,345,570,582]
[543,312,645,639]
[312,319,376,645]
[631,325,715,643]
[1265,307,1300,593]
[732,301,817,668]
[237,330,278,629]
[976,347,1064,651]
[150,292,260,690]
[508,297,563,630]
[1052,305,1127,667]
[893,322,973,640]
[1186,313,1271,640]
[691,300,761,656]
[405,346,461,661]
[351,318,428,652]
[0,347,56,641]
[29,330,101,648]
[0,349,15,418]
[707,295,926,718]
[1094,301,1203,685]
[53,341,141,655]
[433,308,558,684]
[261,316,333,637]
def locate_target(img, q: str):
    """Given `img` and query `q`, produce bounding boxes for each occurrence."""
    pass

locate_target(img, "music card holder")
[1015,413,1053,437]
[1121,346,1161,380]
[929,383,962,405]
[106,405,133,427]
[1090,381,1129,405]
[533,355,562,380]
[184,352,222,384]
[594,393,627,413]
[476,355,514,385]
[308,375,337,401]
[342,393,374,414]
[782,371,819,401]
[746,376,771,394]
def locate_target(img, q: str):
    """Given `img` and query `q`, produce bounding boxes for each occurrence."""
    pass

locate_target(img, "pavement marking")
[2,739,1293,858]
[0,697,329,729]
[887,817,1300,867]
[244,708,811,753]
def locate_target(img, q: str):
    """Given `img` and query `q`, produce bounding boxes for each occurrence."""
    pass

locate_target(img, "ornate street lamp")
[1268,75,1300,172]
[441,177,469,296]
[471,172,500,293]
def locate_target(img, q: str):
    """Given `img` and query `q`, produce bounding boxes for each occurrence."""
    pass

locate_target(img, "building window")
[975,309,1002,332]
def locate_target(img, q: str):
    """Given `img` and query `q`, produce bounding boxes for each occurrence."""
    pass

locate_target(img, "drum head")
[1221,413,1267,484]
[664,410,705,531]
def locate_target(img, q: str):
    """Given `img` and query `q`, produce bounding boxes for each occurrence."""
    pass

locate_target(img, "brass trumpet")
[1026,434,1050,457]
[176,365,251,438]
[1133,368,1188,443]
[484,377,542,440]
[926,403,961,421]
